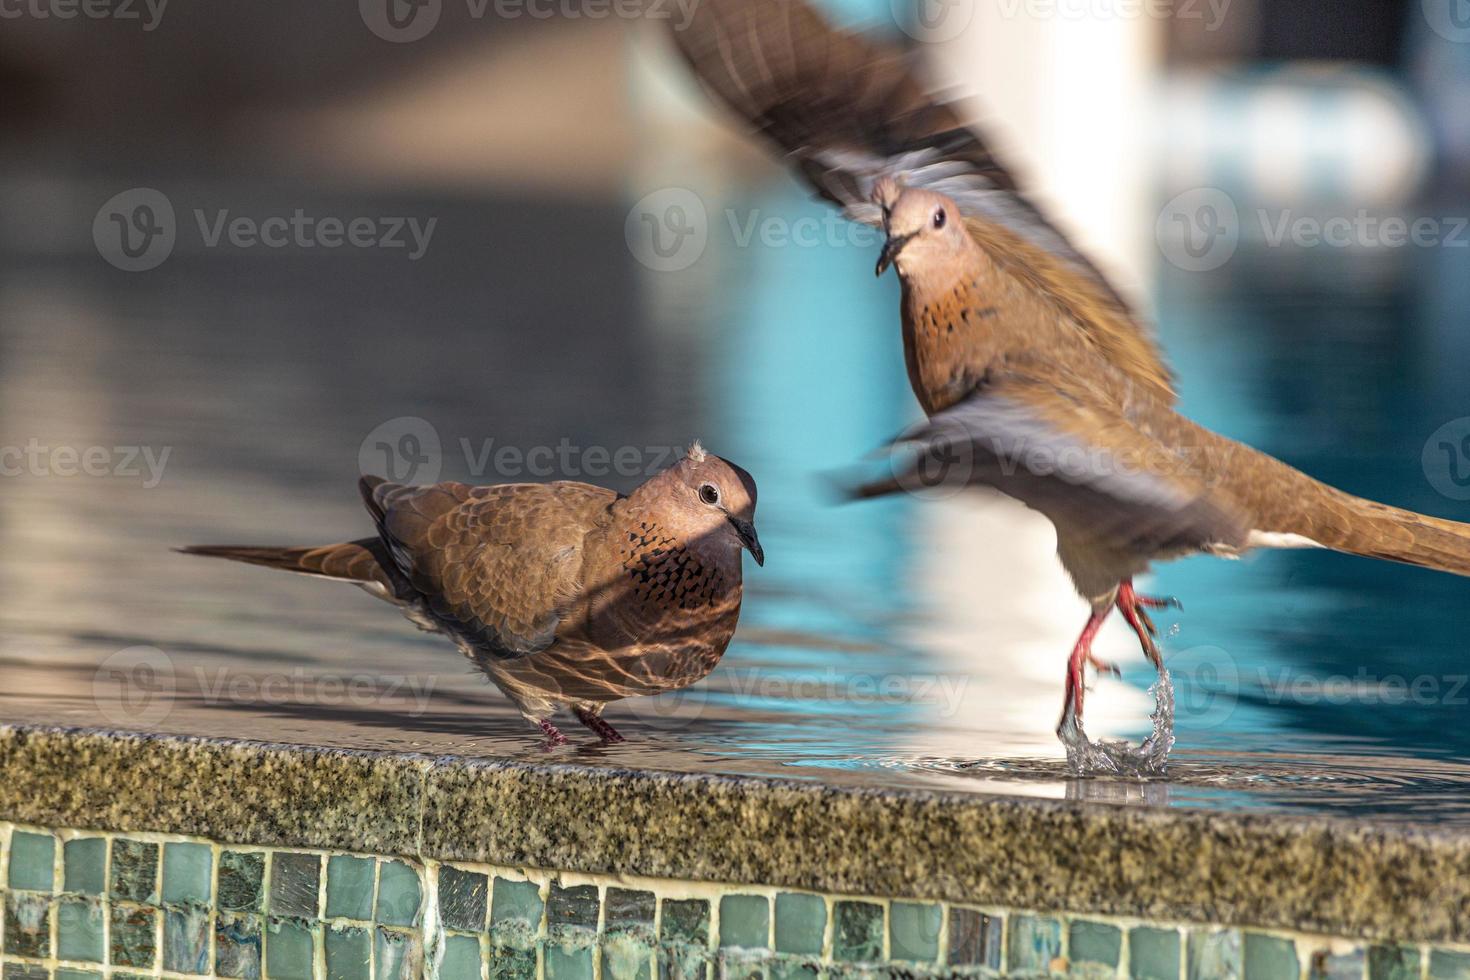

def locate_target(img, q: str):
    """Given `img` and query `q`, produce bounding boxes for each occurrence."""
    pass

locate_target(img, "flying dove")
[181,443,763,746]
[672,0,1470,732]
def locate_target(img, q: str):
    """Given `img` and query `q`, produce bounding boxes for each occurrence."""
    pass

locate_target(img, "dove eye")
[932,208,947,229]
[699,483,720,506]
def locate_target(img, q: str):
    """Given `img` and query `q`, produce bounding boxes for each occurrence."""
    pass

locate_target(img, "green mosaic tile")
[769,960,819,980]
[165,906,212,975]
[57,897,105,963]
[1432,950,1470,979]
[1189,928,1242,979]
[109,839,159,903]
[718,950,768,980]
[1070,920,1122,970]
[56,970,103,980]
[216,914,264,980]
[375,927,422,980]
[1008,914,1062,975]
[5,892,53,957]
[1369,945,1421,980]
[326,856,375,921]
[661,899,711,947]
[488,945,538,980]
[547,882,599,931]
[492,878,545,929]
[375,860,422,928]
[266,919,317,980]
[547,944,594,980]
[3,965,49,980]
[9,831,56,892]
[269,852,322,920]
[220,851,266,913]
[1131,927,1182,980]
[441,934,483,980]
[602,940,654,980]
[162,842,213,907]
[439,866,489,933]
[110,905,158,969]
[947,907,1001,969]
[832,901,883,963]
[1429,950,1470,979]
[774,894,825,956]
[62,839,107,896]
[607,888,656,931]
[658,946,712,980]
[1244,934,1301,980]
[888,902,940,963]
[325,926,371,980]
[1309,948,1365,979]
[720,895,770,950]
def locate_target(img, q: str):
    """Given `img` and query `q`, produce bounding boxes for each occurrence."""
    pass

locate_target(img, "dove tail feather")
[177,539,407,594]
[1325,498,1470,578]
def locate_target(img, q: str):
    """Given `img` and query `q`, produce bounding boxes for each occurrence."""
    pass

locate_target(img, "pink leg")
[1115,579,1180,671]
[573,707,626,744]
[538,719,568,750]
[1059,607,1111,731]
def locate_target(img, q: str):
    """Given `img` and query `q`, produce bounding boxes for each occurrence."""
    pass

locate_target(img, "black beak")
[875,231,913,277]
[728,516,764,567]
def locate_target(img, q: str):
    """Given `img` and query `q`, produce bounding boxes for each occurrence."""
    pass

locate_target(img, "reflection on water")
[2,177,1470,825]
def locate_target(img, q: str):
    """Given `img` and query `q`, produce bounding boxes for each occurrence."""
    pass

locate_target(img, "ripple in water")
[1057,669,1176,777]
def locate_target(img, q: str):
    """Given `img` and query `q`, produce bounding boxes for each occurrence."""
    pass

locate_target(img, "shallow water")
[3,176,1470,825]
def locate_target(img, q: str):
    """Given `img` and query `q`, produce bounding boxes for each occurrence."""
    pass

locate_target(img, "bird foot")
[1058,608,1109,734]
[537,719,568,750]
[1116,580,1179,671]
[573,707,626,744]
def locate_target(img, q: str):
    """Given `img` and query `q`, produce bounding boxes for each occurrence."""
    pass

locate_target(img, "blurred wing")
[855,368,1246,556]
[671,0,1176,401]
[362,478,617,659]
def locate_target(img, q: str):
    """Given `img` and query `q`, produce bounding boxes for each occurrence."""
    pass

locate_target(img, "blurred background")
[3,0,1470,820]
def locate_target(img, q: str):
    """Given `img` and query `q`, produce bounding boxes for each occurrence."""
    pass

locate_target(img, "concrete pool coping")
[2,723,1467,946]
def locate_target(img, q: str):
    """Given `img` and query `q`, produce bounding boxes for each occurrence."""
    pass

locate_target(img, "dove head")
[873,182,970,280]
[635,442,763,567]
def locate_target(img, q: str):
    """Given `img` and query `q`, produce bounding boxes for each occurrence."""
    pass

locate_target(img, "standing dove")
[671,0,1470,733]
[182,443,763,745]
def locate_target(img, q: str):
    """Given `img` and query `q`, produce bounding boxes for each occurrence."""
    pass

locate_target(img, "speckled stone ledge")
[4,724,1470,948]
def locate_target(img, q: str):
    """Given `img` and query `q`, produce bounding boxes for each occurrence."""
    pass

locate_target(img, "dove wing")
[672,0,1176,401]
[855,365,1246,558]
[361,477,618,660]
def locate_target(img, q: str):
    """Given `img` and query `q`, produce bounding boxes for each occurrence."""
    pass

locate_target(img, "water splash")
[1057,669,1176,777]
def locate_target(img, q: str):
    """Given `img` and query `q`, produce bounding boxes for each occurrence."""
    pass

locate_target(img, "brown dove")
[181,443,763,745]
[672,0,1470,733]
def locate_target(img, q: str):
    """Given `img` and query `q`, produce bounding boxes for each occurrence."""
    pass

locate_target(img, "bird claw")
[537,720,568,751]
[1087,655,1122,680]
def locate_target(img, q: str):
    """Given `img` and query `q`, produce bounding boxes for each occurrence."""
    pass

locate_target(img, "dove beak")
[875,231,913,277]
[728,517,764,567]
